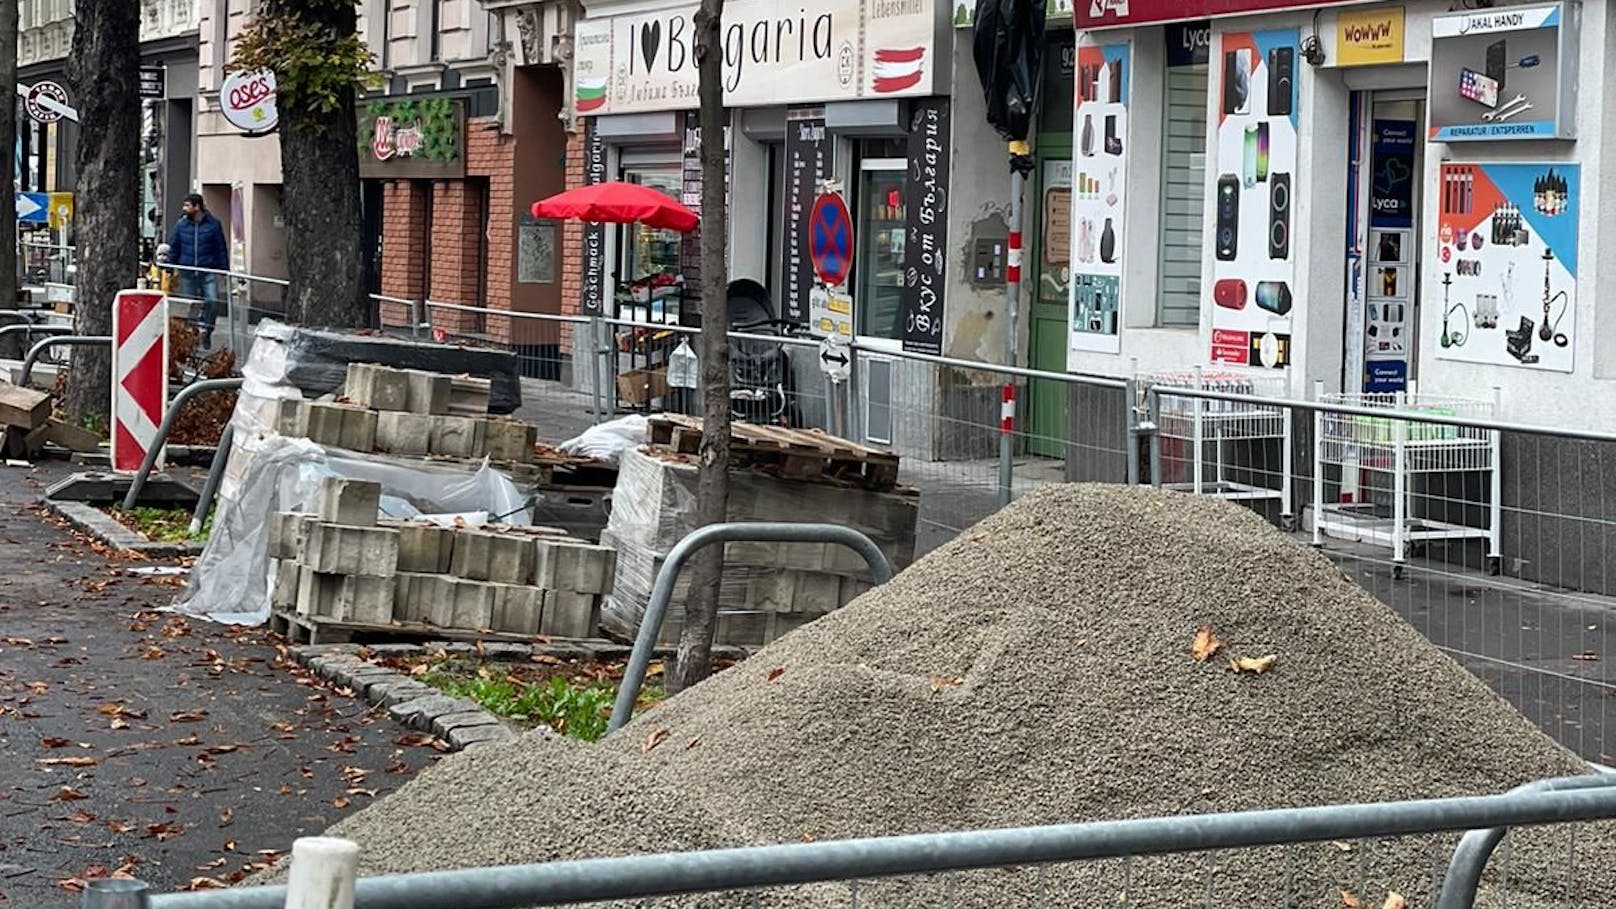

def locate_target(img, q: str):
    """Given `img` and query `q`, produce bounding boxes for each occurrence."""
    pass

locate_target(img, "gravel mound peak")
[326,484,1612,906]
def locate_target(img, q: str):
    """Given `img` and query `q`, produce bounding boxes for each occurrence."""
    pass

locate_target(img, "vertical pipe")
[1147,386,1162,488]
[190,423,234,537]
[1312,380,1325,547]
[998,166,1024,509]
[284,837,360,909]
[1124,377,1139,485]
[589,315,606,423]
[1393,390,1408,571]
[80,879,151,909]
[1489,385,1503,562]
[1192,365,1205,495]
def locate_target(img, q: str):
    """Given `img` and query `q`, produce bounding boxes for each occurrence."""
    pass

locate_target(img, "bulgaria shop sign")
[1433,162,1578,373]
[1428,3,1579,141]
[572,0,947,116]
[357,98,466,179]
[1207,29,1300,370]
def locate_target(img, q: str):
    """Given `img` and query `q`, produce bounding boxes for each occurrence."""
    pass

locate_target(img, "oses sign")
[220,70,279,135]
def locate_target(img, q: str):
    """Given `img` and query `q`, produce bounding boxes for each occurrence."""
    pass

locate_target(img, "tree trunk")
[269,0,367,329]
[668,0,731,695]
[0,0,19,358]
[62,0,140,425]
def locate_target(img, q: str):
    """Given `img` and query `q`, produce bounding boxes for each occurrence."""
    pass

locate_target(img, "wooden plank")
[44,419,103,453]
[0,382,50,430]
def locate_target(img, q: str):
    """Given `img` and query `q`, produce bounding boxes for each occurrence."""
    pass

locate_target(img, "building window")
[1157,62,1208,328]
[428,0,441,62]
[852,138,908,342]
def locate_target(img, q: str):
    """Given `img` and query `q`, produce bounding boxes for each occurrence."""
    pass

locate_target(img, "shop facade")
[561,0,1024,460]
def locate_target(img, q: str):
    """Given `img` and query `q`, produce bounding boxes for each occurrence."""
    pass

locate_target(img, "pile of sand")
[321,485,1612,906]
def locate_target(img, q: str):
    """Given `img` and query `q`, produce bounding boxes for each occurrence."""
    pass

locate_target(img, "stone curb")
[287,639,752,752]
[44,499,208,559]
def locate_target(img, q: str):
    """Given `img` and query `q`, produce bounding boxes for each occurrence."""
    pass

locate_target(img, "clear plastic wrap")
[557,415,648,465]
[173,438,530,627]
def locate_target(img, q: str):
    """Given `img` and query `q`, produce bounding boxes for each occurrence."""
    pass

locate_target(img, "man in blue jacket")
[167,193,229,348]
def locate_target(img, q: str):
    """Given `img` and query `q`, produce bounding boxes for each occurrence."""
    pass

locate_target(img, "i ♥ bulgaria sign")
[572,0,944,116]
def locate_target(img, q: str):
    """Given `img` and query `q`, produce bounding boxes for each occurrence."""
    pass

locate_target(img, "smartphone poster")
[1207,28,1299,370]
[1434,161,1577,372]
[1428,3,1578,141]
[1070,40,1129,356]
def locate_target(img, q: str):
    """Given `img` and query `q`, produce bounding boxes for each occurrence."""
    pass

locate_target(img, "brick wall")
[559,125,587,355]
[466,119,515,345]
[379,180,427,327]
[427,179,482,336]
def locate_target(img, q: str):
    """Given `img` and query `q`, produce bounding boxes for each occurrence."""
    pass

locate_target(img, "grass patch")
[410,657,665,742]
[108,506,212,543]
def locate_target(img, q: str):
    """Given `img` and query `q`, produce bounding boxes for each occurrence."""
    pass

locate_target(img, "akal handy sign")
[573,0,947,115]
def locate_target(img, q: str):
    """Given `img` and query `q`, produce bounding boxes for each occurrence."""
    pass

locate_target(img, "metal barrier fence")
[406,299,1616,771]
[90,775,1616,907]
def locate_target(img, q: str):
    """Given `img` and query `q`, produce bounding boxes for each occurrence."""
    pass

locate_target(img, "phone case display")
[1435,162,1577,372]
[1208,30,1299,370]
[1428,3,1578,141]
[1070,42,1129,356]
[1364,228,1412,392]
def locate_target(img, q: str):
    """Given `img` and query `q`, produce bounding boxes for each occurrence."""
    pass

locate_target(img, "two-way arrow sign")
[817,335,851,383]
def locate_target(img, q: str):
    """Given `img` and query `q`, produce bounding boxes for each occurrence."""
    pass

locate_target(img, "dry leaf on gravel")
[643,729,671,753]
[56,878,87,893]
[67,810,96,824]
[37,756,98,767]
[394,733,434,747]
[219,807,234,827]
[1342,892,1363,909]
[766,667,786,683]
[333,796,352,809]
[51,788,89,801]
[183,877,229,890]
[170,710,208,722]
[40,737,74,748]
[108,820,135,833]
[1191,625,1223,662]
[1383,893,1406,909]
[196,858,227,871]
[929,677,964,693]
[145,822,186,841]
[1227,654,1277,674]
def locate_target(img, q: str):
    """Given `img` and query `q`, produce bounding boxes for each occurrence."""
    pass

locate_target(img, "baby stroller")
[725,280,801,427]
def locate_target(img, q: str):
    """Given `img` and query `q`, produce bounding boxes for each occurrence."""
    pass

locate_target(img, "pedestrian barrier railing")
[87,773,1616,908]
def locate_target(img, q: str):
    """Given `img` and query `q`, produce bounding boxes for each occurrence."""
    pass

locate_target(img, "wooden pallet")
[647,414,901,491]
[269,609,557,647]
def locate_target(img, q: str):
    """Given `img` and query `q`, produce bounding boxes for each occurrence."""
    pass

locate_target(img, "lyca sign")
[572,0,943,115]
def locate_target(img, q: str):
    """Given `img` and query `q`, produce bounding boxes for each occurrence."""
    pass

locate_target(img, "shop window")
[853,139,908,342]
[1157,63,1208,328]
[618,165,682,283]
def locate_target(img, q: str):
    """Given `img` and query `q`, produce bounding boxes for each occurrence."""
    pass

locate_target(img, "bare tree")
[668,0,732,694]
[62,0,140,424]
[234,0,370,328]
[0,0,18,358]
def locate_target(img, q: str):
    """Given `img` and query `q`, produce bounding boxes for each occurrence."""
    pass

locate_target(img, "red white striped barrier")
[111,290,169,474]
[1000,383,1015,435]
[1006,230,1023,284]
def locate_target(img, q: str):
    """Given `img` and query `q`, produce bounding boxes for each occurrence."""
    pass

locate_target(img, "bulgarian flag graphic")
[575,78,607,113]
[872,47,926,94]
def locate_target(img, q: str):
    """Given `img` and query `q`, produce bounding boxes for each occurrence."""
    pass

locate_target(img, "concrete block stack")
[269,476,617,639]
[601,448,918,648]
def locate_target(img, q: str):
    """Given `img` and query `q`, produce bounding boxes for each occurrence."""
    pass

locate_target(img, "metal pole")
[997,164,1025,509]
[20,335,112,387]
[1123,377,1139,485]
[189,422,234,536]
[81,878,151,909]
[589,315,607,422]
[121,378,245,511]
[608,522,895,733]
[1147,386,1162,488]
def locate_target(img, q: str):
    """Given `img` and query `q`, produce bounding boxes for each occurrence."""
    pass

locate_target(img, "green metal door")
[1026,149,1072,458]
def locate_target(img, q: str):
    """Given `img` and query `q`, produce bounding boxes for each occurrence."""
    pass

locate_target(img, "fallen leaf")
[223,839,238,852]
[642,728,671,753]
[141,647,165,660]
[384,760,409,774]
[107,820,135,833]
[51,787,89,801]
[929,676,965,693]
[195,858,227,871]
[66,809,96,824]
[685,737,701,750]
[393,733,434,747]
[1382,893,1406,909]
[766,666,786,683]
[332,796,351,809]
[1331,841,1354,853]
[109,718,130,730]
[37,756,98,767]
[174,735,201,746]
[1572,651,1599,661]
[56,879,86,893]
[203,744,241,756]
[25,681,48,695]
[184,877,228,890]
[1191,625,1223,662]
[170,710,208,723]
[40,737,74,748]
[219,807,234,827]
[1342,891,1363,909]
[1227,654,1278,674]
[144,822,187,841]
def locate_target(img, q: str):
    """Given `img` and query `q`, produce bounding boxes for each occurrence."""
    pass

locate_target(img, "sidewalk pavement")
[0,463,440,907]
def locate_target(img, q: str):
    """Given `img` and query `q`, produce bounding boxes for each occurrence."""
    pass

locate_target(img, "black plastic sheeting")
[281,328,523,414]
[973,0,1046,173]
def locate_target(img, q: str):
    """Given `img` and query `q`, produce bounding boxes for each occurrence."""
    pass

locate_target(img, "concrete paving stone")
[376,680,437,708]
[305,402,377,451]
[479,641,534,660]
[482,418,537,462]
[346,363,411,412]
[316,477,382,527]
[542,590,600,638]
[388,694,476,728]
[451,529,535,585]
[392,521,456,573]
[267,512,313,560]
[276,397,309,436]
[449,581,496,630]
[270,560,301,610]
[442,642,478,654]
[432,710,503,739]
[403,369,452,415]
[428,415,485,459]
[447,722,516,749]
[533,539,616,595]
[362,643,425,657]
[374,411,435,456]
[303,522,400,576]
[448,375,492,417]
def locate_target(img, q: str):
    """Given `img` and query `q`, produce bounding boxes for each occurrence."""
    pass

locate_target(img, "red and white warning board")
[111,290,169,473]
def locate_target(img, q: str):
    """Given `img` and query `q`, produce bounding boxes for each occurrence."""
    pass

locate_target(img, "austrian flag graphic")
[872,47,926,94]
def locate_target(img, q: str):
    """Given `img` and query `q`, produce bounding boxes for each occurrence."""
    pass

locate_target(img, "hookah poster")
[1207,29,1299,370]
[1434,162,1577,372]
[1069,41,1128,356]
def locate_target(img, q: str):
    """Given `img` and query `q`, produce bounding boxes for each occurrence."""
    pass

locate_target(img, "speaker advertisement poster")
[1207,29,1299,370]
[1069,41,1129,356]
[1434,161,1577,372]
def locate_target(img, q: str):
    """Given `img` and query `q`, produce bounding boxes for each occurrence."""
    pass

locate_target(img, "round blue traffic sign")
[809,192,854,287]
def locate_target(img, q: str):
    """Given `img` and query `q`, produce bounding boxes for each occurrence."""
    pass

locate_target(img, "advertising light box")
[1428,3,1579,142]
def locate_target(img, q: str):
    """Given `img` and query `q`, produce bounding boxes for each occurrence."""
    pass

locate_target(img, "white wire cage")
[1140,369,1293,510]
[1318,391,1496,473]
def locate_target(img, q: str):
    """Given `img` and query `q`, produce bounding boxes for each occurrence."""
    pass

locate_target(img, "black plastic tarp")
[281,328,523,415]
[973,0,1046,156]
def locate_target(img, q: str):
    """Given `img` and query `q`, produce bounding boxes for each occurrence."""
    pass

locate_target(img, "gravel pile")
[321,485,1613,907]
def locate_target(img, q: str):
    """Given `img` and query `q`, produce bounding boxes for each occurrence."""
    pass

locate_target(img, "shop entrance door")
[1345,91,1425,394]
[1027,151,1073,457]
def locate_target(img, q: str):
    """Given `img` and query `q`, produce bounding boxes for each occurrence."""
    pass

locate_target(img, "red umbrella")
[529,181,699,233]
